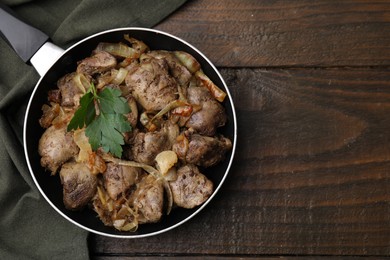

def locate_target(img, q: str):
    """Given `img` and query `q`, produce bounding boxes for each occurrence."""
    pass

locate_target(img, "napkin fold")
[0,0,186,259]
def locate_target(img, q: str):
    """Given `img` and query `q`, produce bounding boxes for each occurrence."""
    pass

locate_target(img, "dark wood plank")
[89,68,390,257]
[156,0,390,67]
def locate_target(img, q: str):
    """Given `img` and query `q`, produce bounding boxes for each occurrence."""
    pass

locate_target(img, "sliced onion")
[171,105,193,117]
[102,153,160,178]
[72,73,90,94]
[74,129,106,174]
[39,102,60,128]
[96,42,139,58]
[107,200,114,212]
[114,219,138,232]
[96,71,113,89]
[124,34,148,54]
[111,68,128,85]
[155,150,178,176]
[163,167,177,182]
[96,68,128,89]
[140,100,192,132]
[161,179,173,215]
[140,111,158,132]
[113,219,125,228]
[88,152,107,175]
[121,222,138,232]
[97,186,107,206]
[152,100,191,122]
[195,70,227,102]
[174,51,201,73]
[51,106,73,128]
[73,129,92,162]
[113,205,138,232]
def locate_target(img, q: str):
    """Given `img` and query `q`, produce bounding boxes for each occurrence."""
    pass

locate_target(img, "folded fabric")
[0,0,186,259]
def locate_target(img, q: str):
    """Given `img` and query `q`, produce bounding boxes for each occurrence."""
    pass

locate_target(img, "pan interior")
[24,28,236,238]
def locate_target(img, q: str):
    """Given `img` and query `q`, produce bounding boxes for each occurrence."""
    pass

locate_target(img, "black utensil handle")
[0,3,49,62]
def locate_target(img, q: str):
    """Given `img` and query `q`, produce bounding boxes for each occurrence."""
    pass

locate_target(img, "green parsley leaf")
[85,113,131,158]
[105,113,132,133]
[67,91,95,131]
[99,87,131,115]
[67,83,131,157]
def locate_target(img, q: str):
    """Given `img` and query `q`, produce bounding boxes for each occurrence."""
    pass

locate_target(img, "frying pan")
[1,5,237,238]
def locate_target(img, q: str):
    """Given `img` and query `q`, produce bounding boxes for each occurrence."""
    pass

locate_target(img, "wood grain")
[90,0,390,257]
[156,0,390,67]
[89,68,390,257]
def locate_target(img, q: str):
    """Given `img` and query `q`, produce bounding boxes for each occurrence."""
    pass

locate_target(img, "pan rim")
[23,27,237,238]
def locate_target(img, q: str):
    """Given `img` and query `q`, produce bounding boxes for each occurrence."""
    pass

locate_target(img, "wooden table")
[89,0,390,258]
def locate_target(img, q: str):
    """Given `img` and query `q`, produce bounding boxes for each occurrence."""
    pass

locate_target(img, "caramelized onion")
[195,70,226,102]
[113,205,138,232]
[40,102,60,128]
[72,73,90,94]
[51,106,72,128]
[155,150,178,176]
[153,100,191,123]
[73,129,106,174]
[174,51,200,73]
[96,42,139,58]
[140,100,193,132]
[73,129,92,162]
[111,68,128,85]
[124,34,148,54]
[102,153,160,177]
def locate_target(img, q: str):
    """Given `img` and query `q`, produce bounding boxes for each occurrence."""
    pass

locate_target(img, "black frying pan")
[1,5,237,238]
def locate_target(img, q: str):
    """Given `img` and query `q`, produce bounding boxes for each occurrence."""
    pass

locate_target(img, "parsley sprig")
[67,83,131,157]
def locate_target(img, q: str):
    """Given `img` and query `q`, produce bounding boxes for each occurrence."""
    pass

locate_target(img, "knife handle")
[0,3,49,62]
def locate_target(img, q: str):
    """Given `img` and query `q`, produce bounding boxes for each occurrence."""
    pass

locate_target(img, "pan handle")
[0,3,49,62]
[0,3,64,76]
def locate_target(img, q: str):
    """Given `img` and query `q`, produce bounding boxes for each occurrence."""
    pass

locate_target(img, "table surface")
[89,0,390,258]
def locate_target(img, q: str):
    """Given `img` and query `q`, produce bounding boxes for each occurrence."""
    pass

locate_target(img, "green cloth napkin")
[0,0,186,259]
